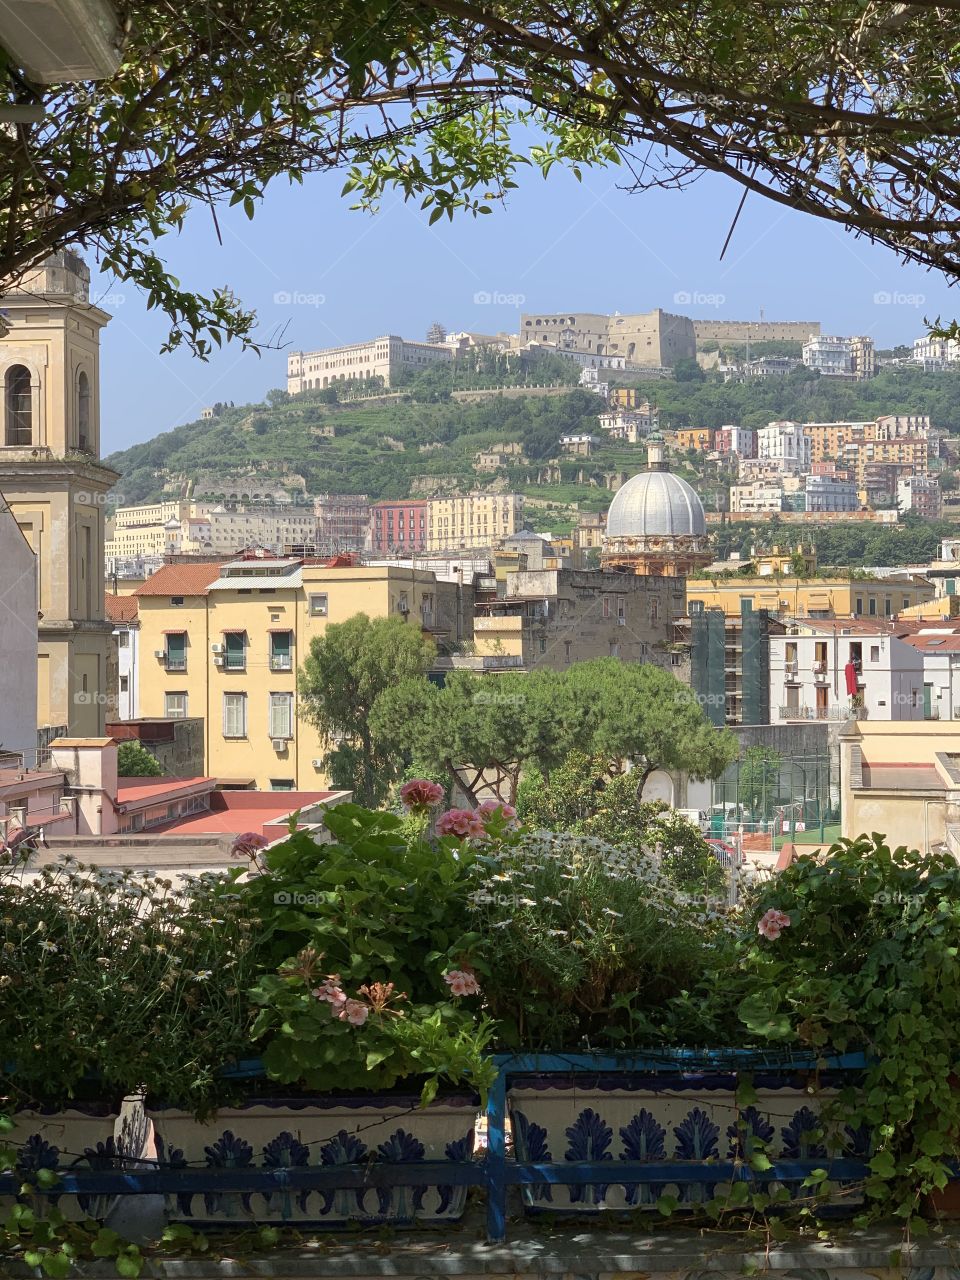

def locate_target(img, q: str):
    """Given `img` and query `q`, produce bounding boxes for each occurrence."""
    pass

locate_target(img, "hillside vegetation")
[106,363,960,519]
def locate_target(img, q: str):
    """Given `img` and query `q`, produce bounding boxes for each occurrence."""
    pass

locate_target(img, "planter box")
[148,1093,479,1227]
[508,1070,867,1214]
[3,1097,149,1221]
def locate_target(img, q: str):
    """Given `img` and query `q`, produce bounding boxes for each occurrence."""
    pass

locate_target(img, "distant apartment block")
[913,335,960,369]
[597,404,658,443]
[105,592,140,720]
[730,481,784,514]
[519,309,696,368]
[206,507,319,555]
[741,356,801,378]
[715,425,757,458]
[427,493,525,552]
[757,421,812,472]
[674,427,715,453]
[107,500,212,559]
[287,336,451,392]
[522,342,626,370]
[804,474,859,513]
[369,500,429,554]
[693,319,820,343]
[802,334,876,379]
[898,474,942,519]
[313,493,370,554]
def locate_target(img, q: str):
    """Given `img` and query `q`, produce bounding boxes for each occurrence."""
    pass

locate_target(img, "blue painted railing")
[0,1050,871,1243]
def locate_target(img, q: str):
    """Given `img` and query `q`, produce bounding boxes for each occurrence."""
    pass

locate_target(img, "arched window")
[5,365,31,446]
[77,370,90,450]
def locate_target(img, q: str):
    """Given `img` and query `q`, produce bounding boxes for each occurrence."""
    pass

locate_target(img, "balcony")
[778,704,867,721]
[269,655,293,672]
[164,656,187,672]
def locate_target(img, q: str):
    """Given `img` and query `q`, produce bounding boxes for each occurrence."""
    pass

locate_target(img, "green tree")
[8,3,960,356]
[673,358,705,383]
[297,614,436,807]
[116,741,163,777]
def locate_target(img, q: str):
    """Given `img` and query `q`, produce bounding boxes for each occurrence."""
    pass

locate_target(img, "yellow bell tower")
[0,250,118,738]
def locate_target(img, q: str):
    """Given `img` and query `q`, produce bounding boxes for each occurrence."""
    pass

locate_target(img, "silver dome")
[606,470,706,537]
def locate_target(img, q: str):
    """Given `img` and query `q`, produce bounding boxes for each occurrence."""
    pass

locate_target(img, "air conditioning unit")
[154,649,166,659]
[272,739,287,752]
[213,654,224,665]
[211,643,224,654]
[311,758,324,768]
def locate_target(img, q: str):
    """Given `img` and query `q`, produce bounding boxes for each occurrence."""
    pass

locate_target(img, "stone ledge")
[6,1221,960,1279]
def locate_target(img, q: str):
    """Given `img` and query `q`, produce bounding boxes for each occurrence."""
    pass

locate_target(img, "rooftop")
[115,777,214,809]
[104,593,139,623]
[134,562,223,597]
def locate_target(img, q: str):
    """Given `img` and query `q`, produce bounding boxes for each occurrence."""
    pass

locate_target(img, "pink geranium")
[399,779,445,811]
[337,998,369,1026]
[444,968,481,997]
[757,908,792,940]
[230,830,269,858]
[436,808,487,840]
[313,977,347,1007]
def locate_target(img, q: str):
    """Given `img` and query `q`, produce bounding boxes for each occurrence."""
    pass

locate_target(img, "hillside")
[105,364,960,530]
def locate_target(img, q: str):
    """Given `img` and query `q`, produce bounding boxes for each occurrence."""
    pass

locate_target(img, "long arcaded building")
[287,335,451,392]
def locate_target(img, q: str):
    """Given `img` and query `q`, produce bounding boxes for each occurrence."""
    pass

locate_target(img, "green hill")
[104,363,960,526]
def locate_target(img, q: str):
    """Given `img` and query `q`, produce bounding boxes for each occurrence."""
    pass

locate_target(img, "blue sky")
[94,162,959,455]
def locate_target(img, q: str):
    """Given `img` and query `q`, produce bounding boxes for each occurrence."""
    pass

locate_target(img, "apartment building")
[898,474,942,519]
[287,336,452,392]
[770,620,923,723]
[730,481,784,514]
[105,593,140,720]
[369,500,429,554]
[687,573,935,620]
[597,407,658,444]
[206,507,319,555]
[757,421,812,472]
[426,493,524,552]
[714,426,757,458]
[802,334,876,379]
[313,494,370,554]
[674,427,715,453]
[469,569,682,671]
[804,474,859,513]
[134,557,466,789]
[846,437,928,487]
[914,335,960,368]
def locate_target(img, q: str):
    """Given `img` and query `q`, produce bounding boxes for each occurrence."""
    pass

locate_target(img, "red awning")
[161,629,187,635]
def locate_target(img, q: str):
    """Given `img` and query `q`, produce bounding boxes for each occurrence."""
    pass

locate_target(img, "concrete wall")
[0,501,37,758]
[106,717,205,778]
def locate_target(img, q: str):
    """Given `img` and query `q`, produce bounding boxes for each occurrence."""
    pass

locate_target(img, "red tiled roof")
[116,777,214,805]
[134,562,223,597]
[104,592,139,623]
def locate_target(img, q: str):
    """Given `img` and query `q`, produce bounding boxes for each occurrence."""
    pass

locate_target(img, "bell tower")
[0,251,118,739]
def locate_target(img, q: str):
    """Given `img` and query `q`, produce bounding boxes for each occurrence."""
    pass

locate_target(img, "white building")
[597,408,657,443]
[803,334,876,379]
[899,626,960,720]
[898,474,942,519]
[105,593,139,720]
[913,335,960,370]
[0,497,38,760]
[771,620,923,724]
[730,481,784,513]
[757,421,812,473]
[804,474,859,513]
[287,336,452,392]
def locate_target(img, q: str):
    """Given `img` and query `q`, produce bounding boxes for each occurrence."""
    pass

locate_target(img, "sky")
[93,161,960,455]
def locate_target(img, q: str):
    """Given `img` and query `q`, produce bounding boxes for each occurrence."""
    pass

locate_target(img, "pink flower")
[337,998,369,1026]
[400,779,445,811]
[478,799,517,826]
[313,978,347,1006]
[757,908,792,941]
[436,808,487,840]
[444,968,481,997]
[230,831,269,858]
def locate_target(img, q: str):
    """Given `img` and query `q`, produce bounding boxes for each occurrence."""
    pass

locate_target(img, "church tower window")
[5,365,31,445]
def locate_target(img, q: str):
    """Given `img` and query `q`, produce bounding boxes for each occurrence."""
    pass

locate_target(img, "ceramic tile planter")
[508,1071,868,1214]
[147,1093,479,1227]
[3,1098,149,1221]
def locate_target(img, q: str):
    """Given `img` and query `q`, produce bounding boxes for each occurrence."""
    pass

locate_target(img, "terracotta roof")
[104,592,139,623]
[134,562,223,597]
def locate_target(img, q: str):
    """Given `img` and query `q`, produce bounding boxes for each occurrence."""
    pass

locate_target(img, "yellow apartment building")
[802,421,871,464]
[673,427,715,453]
[847,437,928,486]
[134,557,465,789]
[686,573,935,621]
[426,493,524,552]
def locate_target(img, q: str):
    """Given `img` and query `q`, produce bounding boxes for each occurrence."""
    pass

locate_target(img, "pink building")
[715,425,757,459]
[369,500,429,554]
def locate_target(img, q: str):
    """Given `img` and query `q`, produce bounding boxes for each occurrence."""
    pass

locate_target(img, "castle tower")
[0,251,118,738]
